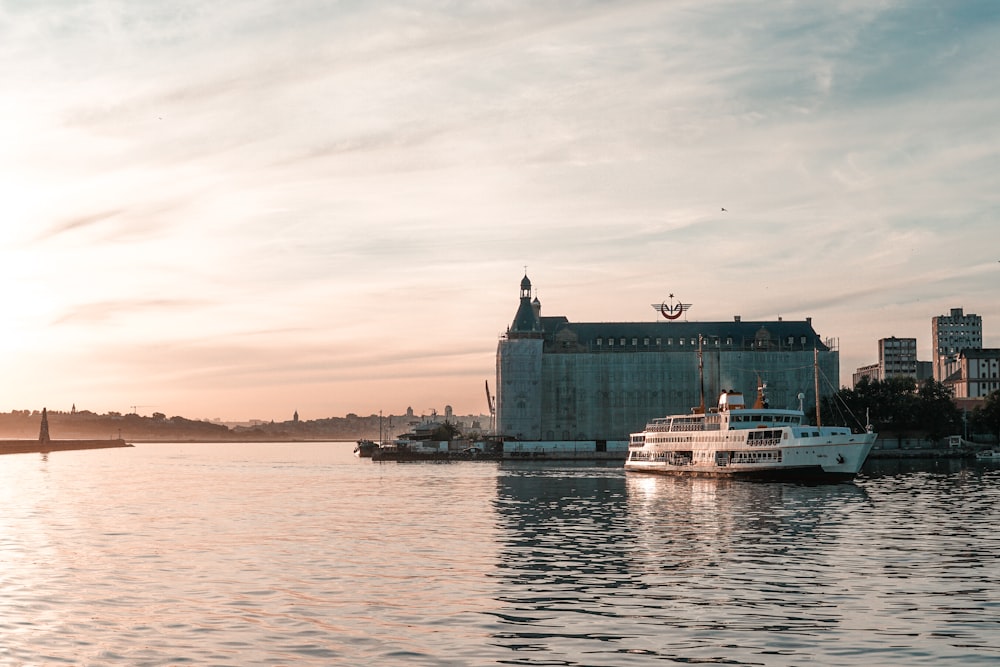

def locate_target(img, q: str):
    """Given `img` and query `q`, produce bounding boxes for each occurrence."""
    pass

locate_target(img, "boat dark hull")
[625,464,859,483]
[372,450,451,462]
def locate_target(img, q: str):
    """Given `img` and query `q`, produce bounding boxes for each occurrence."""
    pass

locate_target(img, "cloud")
[53,298,212,326]
[2,1,1000,417]
[37,209,125,241]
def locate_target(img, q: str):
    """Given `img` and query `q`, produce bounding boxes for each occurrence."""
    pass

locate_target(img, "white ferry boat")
[625,385,876,481]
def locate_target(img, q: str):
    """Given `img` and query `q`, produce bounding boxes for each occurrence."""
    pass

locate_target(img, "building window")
[644,337,650,346]
[679,339,684,346]
[608,338,614,347]
[632,337,638,346]
[620,338,626,346]
[596,338,602,346]
[726,337,733,346]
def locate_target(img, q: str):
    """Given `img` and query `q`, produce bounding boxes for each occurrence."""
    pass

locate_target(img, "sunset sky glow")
[3,1,999,421]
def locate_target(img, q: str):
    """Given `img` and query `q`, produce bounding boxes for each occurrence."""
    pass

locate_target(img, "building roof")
[538,316,830,350]
[510,299,541,333]
[957,348,1000,359]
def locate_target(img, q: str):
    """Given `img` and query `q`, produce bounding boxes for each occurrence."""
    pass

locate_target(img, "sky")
[2,1,999,422]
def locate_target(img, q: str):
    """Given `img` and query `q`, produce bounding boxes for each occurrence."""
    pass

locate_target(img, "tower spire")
[509,272,542,336]
[39,408,51,443]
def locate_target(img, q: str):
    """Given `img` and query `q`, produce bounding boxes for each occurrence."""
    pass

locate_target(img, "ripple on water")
[0,447,998,665]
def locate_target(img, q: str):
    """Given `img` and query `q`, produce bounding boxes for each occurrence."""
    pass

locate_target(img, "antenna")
[813,348,821,427]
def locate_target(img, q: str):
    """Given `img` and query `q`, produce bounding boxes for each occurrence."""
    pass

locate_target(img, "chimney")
[734,315,741,323]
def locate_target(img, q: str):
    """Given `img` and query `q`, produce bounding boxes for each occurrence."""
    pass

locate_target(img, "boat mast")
[814,348,822,427]
[697,334,705,414]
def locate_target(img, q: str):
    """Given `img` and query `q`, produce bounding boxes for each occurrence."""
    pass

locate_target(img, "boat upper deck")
[641,408,804,433]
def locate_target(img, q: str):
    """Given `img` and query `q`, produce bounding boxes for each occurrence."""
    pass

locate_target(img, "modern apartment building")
[932,307,983,381]
[880,337,919,379]
[853,337,930,386]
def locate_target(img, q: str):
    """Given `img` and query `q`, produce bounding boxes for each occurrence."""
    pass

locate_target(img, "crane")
[485,380,496,434]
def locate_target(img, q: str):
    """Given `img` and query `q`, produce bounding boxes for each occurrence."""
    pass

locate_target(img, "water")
[1,443,998,666]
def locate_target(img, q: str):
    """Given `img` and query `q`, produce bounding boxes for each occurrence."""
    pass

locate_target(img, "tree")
[970,390,1000,443]
[914,379,961,441]
[822,377,959,440]
[430,420,461,441]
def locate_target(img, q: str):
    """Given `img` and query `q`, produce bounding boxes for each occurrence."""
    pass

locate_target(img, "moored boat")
[975,449,1000,461]
[625,384,876,482]
[353,439,379,457]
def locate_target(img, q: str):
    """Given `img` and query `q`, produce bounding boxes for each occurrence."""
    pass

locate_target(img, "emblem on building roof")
[651,294,691,320]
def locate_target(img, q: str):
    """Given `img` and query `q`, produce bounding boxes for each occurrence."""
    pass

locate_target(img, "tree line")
[819,376,1000,443]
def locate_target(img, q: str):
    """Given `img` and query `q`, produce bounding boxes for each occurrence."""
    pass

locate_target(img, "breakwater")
[0,439,133,455]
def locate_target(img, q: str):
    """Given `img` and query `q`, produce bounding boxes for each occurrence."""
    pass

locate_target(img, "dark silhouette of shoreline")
[0,409,490,444]
[0,439,133,455]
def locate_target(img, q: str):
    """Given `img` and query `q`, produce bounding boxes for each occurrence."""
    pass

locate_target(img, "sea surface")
[1,443,998,666]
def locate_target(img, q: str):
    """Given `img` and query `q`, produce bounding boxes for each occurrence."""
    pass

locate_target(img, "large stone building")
[932,307,982,381]
[495,275,840,444]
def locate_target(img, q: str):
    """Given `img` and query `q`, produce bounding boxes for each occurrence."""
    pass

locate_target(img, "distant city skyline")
[3,2,999,421]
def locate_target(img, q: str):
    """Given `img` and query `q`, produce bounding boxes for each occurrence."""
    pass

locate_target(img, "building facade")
[932,307,983,381]
[496,275,840,442]
[879,337,918,379]
[942,348,1000,399]
[852,363,880,387]
[853,337,932,387]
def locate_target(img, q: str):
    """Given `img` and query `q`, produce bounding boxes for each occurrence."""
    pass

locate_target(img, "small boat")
[625,346,876,481]
[353,439,379,458]
[975,449,1000,461]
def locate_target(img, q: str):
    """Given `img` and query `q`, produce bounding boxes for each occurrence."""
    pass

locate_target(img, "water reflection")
[490,463,635,661]
[488,465,858,664]
[2,446,997,665]
[862,456,970,478]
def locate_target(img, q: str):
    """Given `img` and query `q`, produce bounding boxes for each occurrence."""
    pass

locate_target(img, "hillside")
[0,410,490,442]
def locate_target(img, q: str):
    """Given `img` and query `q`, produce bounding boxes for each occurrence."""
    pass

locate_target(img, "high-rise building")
[853,336,928,386]
[496,274,840,444]
[932,307,982,381]
[879,337,918,379]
